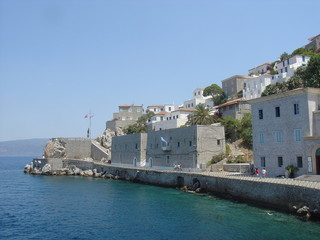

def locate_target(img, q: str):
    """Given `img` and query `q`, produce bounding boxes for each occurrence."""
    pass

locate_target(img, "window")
[287,59,290,65]
[156,144,159,149]
[294,129,301,141]
[177,142,180,148]
[217,139,221,145]
[169,107,171,111]
[150,144,153,150]
[135,143,138,149]
[259,132,265,144]
[278,156,283,167]
[285,67,288,73]
[176,115,179,119]
[166,156,170,164]
[261,157,266,167]
[302,55,305,62]
[297,156,303,168]
[283,62,285,67]
[258,109,263,119]
[275,131,283,142]
[160,116,163,121]
[189,141,192,147]
[294,103,299,115]
[281,69,283,73]
[275,106,280,117]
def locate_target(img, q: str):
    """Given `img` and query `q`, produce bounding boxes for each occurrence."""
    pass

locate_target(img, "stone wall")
[63,138,92,159]
[56,159,320,212]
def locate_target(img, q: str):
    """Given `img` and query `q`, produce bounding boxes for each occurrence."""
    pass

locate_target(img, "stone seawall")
[25,158,320,220]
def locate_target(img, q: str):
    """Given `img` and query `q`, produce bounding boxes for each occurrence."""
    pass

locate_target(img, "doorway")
[316,148,320,174]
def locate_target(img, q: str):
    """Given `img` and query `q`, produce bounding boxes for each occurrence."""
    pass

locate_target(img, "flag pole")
[89,110,92,139]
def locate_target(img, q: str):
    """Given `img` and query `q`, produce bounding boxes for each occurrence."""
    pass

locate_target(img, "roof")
[119,104,143,107]
[155,111,168,115]
[216,98,247,108]
[248,62,272,71]
[172,108,196,113]
[308,34,320,42]
[221,75,252,82]
[248,88,320,104]
[147,105,165,108]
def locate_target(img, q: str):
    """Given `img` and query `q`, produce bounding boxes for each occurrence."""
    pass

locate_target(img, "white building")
[276,55,310,82]
[248,62,272,76]
[147,104,176,113]
[183,88,213,109]
[152,109,196,131]
[243,74,273,100]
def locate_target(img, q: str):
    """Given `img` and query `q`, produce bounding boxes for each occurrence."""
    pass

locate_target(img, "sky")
[0,0,319,141]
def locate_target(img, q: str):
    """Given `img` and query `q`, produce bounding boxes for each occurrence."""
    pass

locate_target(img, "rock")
[43,138,66,158]
[42,164,51,173]
[82,170,93,176]
[297,206,312,220]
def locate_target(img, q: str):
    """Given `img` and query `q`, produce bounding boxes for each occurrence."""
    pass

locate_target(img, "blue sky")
[0,0,319,141]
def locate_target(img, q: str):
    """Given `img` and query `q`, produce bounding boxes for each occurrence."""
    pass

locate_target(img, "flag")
[160,137,167,144]
[84,114,88,118]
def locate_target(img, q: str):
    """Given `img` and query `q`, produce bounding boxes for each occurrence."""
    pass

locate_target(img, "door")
[316,149,320,174]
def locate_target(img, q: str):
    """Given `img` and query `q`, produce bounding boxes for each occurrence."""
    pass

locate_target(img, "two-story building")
[106,105,144,131]
[221,75,252,100]
[248,62,272,76]
[250,88,320,177]
[243,74,273,100]
[276,55,310,82]
[111,125,225,171]
[183,88,213,109]
[216,98,251,120]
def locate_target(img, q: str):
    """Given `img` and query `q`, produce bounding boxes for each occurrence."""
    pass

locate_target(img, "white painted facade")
[248,62,272,76]
[243,74,273,100]
[153,109,196,131]
[183,88,213,109]
[276,55,310,82]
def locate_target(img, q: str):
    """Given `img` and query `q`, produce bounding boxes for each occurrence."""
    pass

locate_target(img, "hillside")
[0,138,49,157]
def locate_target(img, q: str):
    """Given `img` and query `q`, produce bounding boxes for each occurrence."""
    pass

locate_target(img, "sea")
[0,156,320,240]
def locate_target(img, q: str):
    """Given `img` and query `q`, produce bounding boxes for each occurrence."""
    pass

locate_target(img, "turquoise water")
[1,157,320,240]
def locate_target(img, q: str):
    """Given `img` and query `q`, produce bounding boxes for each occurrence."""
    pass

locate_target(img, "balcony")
[162,145,171,151]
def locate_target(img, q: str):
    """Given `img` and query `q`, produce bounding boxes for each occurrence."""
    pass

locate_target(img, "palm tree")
[187,104,217,125]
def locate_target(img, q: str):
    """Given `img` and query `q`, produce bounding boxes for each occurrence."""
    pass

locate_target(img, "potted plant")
[285,164,299,178]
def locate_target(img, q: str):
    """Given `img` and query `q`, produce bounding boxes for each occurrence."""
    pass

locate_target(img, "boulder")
[42,163,51,173]
[44,139,66,158]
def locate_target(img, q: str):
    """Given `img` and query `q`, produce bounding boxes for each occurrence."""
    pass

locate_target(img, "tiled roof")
[155,111,168,115]
[147,105,165,108]
[216,98,247,108]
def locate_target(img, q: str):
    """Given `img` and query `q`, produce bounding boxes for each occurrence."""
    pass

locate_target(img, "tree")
[124,112,155,134]
[187,104,218,125]
[261,84,279,96]
[203,84,227,105]
[239,113,252,148]
[219,116,241,142]
[286,75,304,90]
[280,52,289,61]
[297,54,320,87]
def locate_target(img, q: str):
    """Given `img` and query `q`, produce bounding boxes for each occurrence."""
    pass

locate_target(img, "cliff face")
[44,138,66,158]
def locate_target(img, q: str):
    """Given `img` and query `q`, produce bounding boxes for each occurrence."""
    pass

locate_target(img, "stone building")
[221,75,252,99]
[111,125,225,171]
[106,105,144,131]
[111,133,148,167]
[216,98,251,120]
[250,88,320,177]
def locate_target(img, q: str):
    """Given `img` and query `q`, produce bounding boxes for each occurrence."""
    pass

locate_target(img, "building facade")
[243,74,273,100]
[221,75,252,99]
[183,88,213,109]
[106,105,144,131]
[276,55,310,82]
[250,88,320,177]
[248,62,272,76]
[216,98,251,120]
[110,125,225,171]
[111,133,147,167]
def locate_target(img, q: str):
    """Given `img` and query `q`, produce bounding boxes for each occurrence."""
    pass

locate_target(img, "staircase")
[91,140,110,161]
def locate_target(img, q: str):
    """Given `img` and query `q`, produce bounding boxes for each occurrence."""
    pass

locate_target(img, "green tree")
[280,52,289,61]
[187,103,218,125]
[239,113,252,148]
[124,112,155,134]
[297,54,320,87]
[261,84,279,96]
[203,84,227,105]
[286,75,304,90]
[219,116,241,141]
